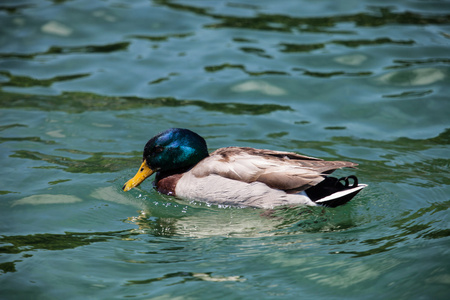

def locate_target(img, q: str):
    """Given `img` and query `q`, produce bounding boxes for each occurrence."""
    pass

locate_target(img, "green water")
[0,0,449,299]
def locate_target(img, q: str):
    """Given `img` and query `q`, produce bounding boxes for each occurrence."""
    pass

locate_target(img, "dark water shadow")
[0,42,130,59]
[0,229,135,274]
[280,37,414,53]
[10,149,139,173]
[0,71,90,88]
[0,91,292,115]
[155,1,450,32]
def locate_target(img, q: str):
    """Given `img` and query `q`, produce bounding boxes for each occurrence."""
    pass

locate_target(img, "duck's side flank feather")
[175,173,317,209]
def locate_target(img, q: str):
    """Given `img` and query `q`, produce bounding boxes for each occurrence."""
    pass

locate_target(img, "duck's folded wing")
[191,147,357,192]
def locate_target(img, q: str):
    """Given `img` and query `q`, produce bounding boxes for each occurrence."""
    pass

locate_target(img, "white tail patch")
[315,184,367,203]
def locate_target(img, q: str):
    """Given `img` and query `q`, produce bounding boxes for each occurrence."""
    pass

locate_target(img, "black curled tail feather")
[338,175,358,188]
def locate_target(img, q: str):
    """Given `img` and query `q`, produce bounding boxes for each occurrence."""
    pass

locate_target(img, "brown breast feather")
[154,173,183,196]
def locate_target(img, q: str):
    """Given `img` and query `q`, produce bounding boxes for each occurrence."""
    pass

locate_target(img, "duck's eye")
[153,146,164,154]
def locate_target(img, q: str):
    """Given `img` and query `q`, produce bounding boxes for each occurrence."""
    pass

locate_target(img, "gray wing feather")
[191,147,357,192]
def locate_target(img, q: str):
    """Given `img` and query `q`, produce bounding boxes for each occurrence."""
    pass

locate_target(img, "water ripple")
[0,42,130,59]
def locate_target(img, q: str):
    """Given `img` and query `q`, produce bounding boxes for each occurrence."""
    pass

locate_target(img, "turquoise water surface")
[1,0,449,299]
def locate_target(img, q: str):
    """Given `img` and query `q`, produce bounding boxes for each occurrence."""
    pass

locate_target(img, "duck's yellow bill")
[122,161,155,192]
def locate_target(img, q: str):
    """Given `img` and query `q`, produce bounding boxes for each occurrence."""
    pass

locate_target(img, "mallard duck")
[123,128,367,208]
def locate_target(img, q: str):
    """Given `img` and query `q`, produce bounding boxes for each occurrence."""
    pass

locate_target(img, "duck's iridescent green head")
[123,128,209,191]
[143,128,209,172]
